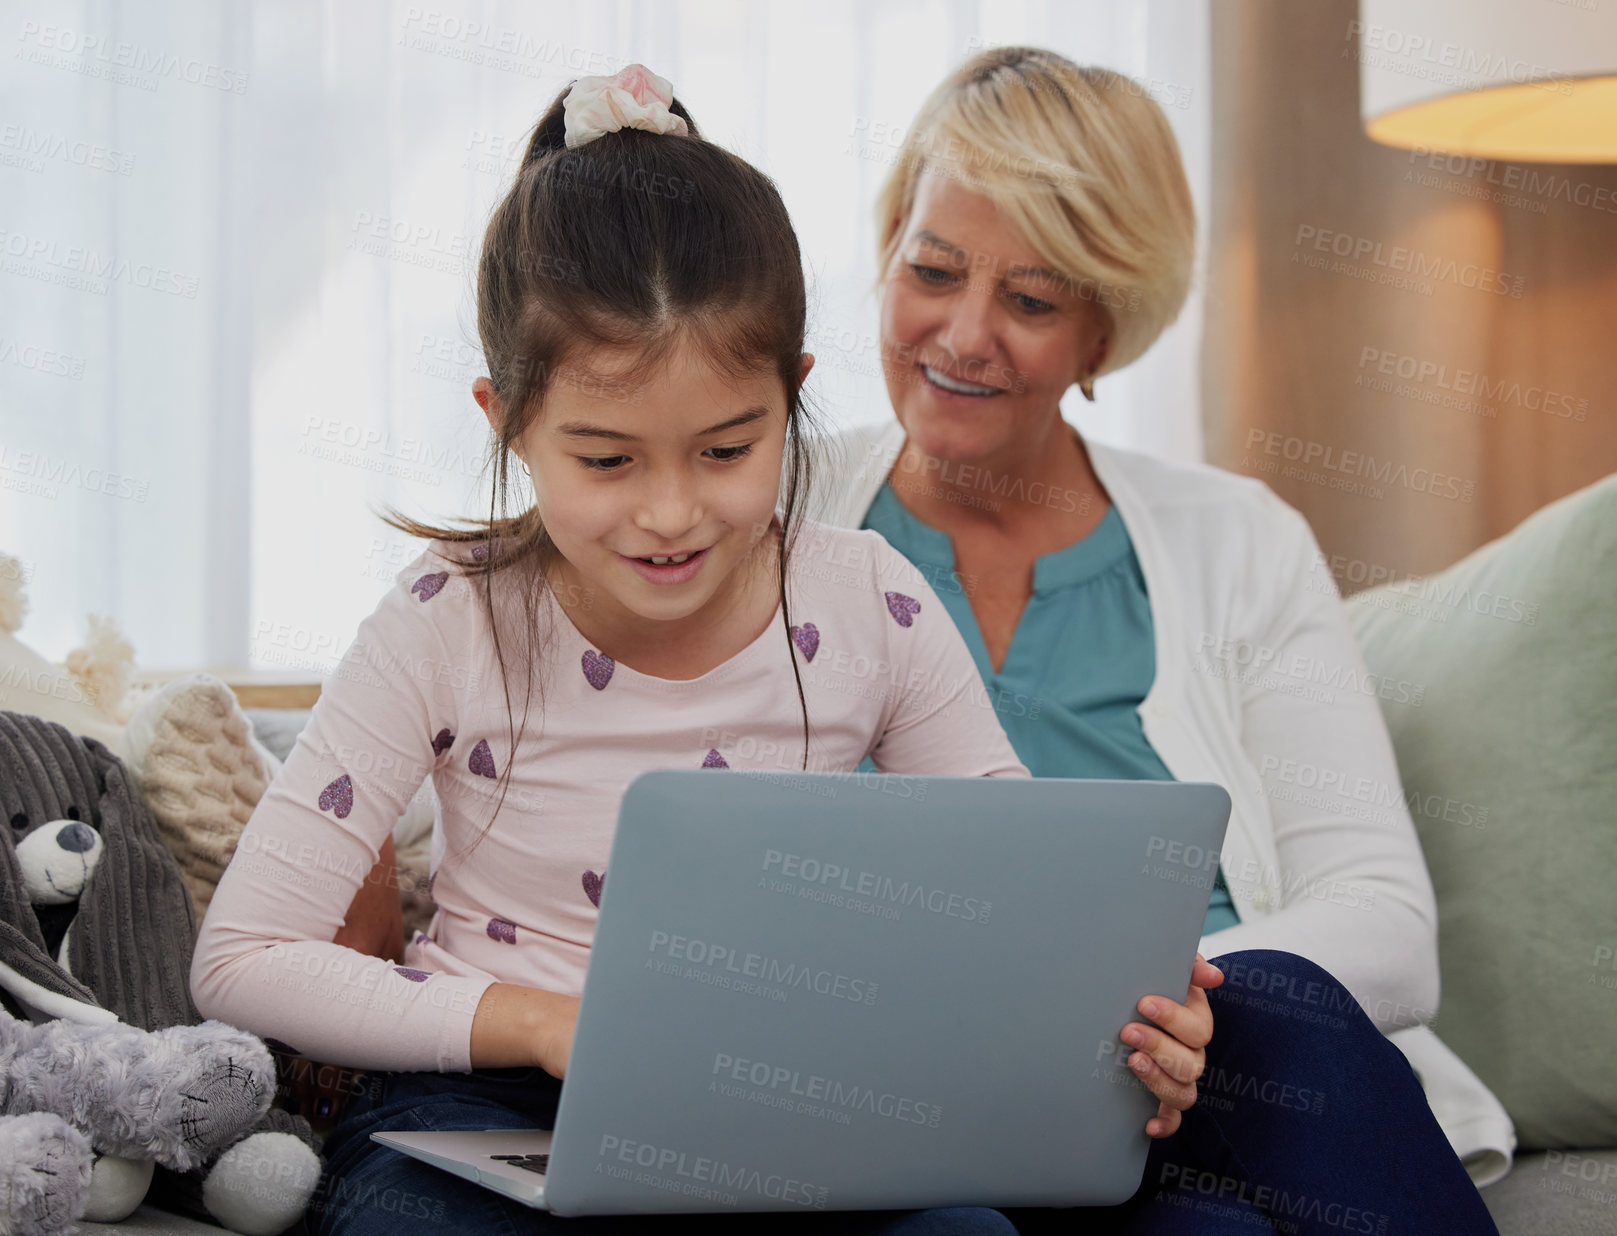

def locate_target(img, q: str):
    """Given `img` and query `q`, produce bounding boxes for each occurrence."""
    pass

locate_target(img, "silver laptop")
[373,771,1230,1216]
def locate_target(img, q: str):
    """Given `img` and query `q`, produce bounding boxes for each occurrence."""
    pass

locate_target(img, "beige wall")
[1203,0,1617,591]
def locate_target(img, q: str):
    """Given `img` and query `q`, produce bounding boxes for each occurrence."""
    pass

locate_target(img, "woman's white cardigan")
[807,420,1515,1184]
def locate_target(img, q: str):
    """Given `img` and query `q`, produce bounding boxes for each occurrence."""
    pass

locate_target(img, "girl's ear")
[472,377,502,432]
[799,353,815,385]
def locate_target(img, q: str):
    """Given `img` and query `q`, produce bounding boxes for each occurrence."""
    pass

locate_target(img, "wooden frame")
[129,668,323,711]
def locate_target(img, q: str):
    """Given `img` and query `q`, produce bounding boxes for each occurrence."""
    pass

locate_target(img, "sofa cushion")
[1481,1149,1617,1236]
[1346,474,1617,1151]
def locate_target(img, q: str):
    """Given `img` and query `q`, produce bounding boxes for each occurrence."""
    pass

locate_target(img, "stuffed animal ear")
[68,732,200,1030]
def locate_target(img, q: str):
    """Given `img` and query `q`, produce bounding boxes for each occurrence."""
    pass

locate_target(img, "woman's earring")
[516,456,532,479]
[1079,374,1096,402]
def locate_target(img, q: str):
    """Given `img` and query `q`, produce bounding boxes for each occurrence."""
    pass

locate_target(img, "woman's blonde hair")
[875,46,1195,380]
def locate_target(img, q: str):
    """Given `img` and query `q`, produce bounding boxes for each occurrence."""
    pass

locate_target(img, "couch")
[84,475,1617,1234]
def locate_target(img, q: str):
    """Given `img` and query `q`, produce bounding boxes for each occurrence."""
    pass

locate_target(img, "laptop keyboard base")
[489,1152,549,1175]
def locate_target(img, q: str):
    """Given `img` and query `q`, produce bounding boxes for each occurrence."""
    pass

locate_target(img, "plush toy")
[0,709,322,1234]
[0,1005,275,1233]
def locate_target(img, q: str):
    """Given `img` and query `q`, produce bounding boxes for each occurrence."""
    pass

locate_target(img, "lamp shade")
[1357,0,1617,162]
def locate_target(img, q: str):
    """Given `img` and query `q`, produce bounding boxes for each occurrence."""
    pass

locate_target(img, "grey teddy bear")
[0,710,322,1234]
[0,1007,274,1232]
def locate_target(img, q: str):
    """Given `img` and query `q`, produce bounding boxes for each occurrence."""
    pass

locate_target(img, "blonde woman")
[812,47,1502,1235]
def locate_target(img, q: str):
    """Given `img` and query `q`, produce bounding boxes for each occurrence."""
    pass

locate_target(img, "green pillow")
[1345,474,1617,1150]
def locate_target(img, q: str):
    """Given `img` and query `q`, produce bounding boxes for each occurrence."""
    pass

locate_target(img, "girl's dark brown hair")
[376,83,817,866]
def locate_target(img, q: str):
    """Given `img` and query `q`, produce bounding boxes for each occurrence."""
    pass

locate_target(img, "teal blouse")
[859,480,1239,937]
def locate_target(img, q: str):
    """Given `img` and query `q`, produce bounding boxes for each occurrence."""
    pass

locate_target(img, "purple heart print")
[791,622,820,662]
[885,591,921,627]
[317,774,353,818]
[582,870,605,907]
[411,571,448,601]
[468,739,497,778]
[582,650,615,690]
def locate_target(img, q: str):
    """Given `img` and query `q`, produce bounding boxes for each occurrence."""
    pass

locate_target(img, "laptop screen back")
[544,772,1229,1217]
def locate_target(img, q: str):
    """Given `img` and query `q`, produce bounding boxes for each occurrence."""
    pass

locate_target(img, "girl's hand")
[470,984,580,1075]
[534,993,581,1080]
[1120,954,1223,1138]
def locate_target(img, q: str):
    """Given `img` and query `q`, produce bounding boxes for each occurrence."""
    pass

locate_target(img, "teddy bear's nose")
[57,821,97,853]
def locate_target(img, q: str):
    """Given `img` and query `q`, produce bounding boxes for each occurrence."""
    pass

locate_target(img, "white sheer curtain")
[0,0,1209,673]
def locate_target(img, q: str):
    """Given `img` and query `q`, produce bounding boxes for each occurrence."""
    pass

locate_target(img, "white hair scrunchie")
[562,63,690,149]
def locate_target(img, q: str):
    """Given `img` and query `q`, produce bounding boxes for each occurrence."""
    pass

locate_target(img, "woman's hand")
[1120,954,1223,1138]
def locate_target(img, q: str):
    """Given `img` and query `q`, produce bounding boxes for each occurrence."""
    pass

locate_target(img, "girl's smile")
[618,544,711,585]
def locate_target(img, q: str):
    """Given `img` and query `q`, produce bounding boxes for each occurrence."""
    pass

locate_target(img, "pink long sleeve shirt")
[190,520,1029,1073]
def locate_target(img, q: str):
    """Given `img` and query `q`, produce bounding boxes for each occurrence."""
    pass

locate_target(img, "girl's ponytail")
[519,103,568,170]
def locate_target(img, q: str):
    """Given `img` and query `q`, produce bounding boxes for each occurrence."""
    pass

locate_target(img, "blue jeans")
[308,951,1497,1236]
[1000,951,1499,1235]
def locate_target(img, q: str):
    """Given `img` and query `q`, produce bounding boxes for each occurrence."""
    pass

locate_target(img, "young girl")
[189,67,1215,1236]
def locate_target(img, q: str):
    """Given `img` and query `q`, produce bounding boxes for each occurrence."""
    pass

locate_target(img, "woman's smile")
[920,364,1006,398]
